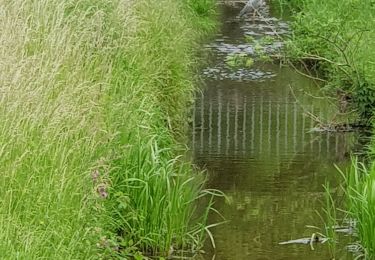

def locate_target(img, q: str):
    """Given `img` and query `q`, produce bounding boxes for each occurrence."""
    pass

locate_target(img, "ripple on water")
[194,3,358,260]
[202,66,275,81]
[202,11,290,82]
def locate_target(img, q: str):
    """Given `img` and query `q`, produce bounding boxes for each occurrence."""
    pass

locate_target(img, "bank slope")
[0,0,215,258]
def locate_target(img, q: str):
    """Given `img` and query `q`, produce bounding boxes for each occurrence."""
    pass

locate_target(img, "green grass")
[335,159,375,259]
[274,0,375,120]
[0,0,216,258]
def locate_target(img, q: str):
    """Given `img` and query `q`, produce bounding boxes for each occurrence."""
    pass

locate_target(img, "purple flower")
[97,184,108,199]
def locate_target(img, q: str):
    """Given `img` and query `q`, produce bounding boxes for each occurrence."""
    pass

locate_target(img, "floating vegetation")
[202,15,288,81]
[225,53,254,69]
[202,65,275,81]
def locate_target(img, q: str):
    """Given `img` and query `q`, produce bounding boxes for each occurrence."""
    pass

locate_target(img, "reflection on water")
[192,3,360,260]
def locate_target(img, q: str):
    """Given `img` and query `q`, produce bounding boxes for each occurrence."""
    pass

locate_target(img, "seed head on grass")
[91,169,100,183]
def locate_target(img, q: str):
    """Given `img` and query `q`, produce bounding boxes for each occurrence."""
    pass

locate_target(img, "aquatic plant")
[225,53,254,69]
[225,35,276,70]
[339,159,375,258]
[0,0,216,258]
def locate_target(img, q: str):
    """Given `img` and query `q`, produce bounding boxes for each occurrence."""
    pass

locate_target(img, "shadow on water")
[191,2,367,260]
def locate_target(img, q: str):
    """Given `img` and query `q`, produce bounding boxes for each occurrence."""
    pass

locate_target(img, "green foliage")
[105,136,210,256]
[245,35,255,43]
[185,0,216,16]
[259,36,276,45]
[278,0,375,121]
[184,0,217,33]
[225,53,254,69]
[337,159,375,258]
[226,35,276,70]
[323,159,375,259]
[0,0,216,258]
[354,81,375,119]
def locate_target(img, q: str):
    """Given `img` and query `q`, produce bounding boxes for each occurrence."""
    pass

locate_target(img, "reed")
[339,159,375,258]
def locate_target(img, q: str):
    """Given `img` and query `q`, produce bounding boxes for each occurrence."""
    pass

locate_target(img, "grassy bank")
[0,0,216,258]
[274,0,375,257]
[276,0,375,120]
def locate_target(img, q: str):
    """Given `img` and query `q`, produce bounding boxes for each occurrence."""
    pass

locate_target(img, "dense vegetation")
[0,0,216,258]
[275,0,375,258]
[279,0,375,120]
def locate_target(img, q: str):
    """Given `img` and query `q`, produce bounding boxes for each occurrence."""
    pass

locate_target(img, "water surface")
[192,3,361,260]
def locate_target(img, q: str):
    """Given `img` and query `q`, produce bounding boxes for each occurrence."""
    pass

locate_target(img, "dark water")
[192,3,362,260]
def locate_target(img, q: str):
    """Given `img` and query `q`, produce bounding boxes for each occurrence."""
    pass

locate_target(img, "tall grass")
[337,159,375,258]
[0,0,216,258]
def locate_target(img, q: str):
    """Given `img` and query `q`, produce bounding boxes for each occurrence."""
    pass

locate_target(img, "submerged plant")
[245,35,256,43]
[260,35,276,45]
[225,53,254,69]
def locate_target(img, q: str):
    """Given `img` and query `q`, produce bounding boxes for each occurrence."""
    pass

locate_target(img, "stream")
[191,2,365,260]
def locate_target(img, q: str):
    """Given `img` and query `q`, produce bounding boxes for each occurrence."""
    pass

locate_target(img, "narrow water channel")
[192,3,362,260]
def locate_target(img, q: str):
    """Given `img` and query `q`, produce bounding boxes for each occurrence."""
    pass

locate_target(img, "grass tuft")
[341,159,375,258]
